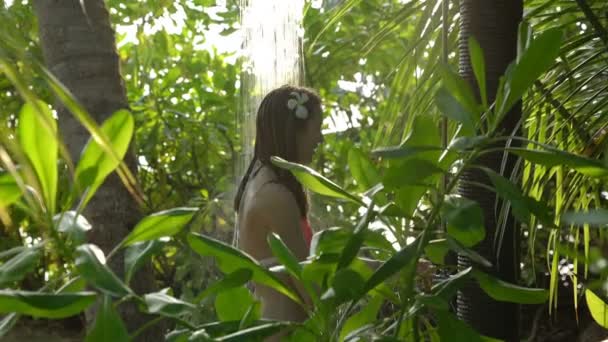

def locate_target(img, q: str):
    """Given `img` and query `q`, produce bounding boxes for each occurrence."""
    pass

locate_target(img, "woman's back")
[236,162,309,322]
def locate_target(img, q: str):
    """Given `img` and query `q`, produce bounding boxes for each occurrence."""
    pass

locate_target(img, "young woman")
[234,85,323,323]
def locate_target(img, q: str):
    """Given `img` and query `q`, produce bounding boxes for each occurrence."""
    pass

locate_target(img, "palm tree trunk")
[32,1,161,339]
[456,1,523,340]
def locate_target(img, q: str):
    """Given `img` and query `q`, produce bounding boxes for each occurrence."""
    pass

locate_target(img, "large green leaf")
[268,233,302,278]
[194,269,253,304]
[435,310,488,342]
[509,147,608,178]
[438,64,480,121]
[435,87,476,135]
[468,37,487,108]
[74,109,134,207]
[18,101,58,212]
[499,28,563,115]
[484,168,553,225]
[0,290,96,318]
[124,240,163,284]
[122,207,197,246]
[347,148,381,191]
[144,289,196,318]
[75,244,132,298]
[322,268,366,303]
[0,172,21,208]
[561,209,608,227]
[442,195,485,247]
[271,157,363,205]
[585,290,608,328]
[187,233,301,304]
[383,158,444,188]
[361,237,418,295]
[339,294,383,341]
[0,247,40,287]
[214,322,294,342]
[472,269,548,304]
[214,286,257,322]
[85,295,129,342]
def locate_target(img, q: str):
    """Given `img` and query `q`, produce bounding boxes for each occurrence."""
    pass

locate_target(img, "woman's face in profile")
[296,107,324,165]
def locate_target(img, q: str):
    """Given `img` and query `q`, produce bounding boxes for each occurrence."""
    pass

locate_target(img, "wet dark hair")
[234,85,321,217]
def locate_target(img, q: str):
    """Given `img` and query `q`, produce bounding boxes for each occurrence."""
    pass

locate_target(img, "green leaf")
[18,101,58,212]
[435,310,486,342]
[472,269,548,304]
[53,211,92,244]
[322,268,366,302]
[383,158,444,188]
[187,233,301,305]
[122,207,197,246]
[0,247,41,287]
[468,37,487,108]
[194,269,253,304]
[431,267,473,302]
[271,157,363,205]
[372,146,443,160]
[338,202,376,270]
[144,289,196,318]
[499,28,563,115]
[339,294,383,341]
[561,209,608,227]
[0,290,96,318]
[585,290,608,328]
[424,239,449,265]
[435,87,475,135]
[85,295,129,342]
[124,240,163,284]
[74,109,134,207]
[362,237,418,295]
[268,233,302,278]
[0,172,21,208]
[446,237,492,268]
[438,65,480,120]
[347,148,380,191]
[214,286,256,322]
[484,168,552,225]
[442,195,485,247]
[214,322,294,342]
[75,244,132,298]
[509,148,608,178]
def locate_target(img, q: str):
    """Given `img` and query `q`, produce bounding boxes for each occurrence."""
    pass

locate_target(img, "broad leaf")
[362,236,419,295]
[75,244,132,298]
[586,290,608,328]
[442,195,485,247]
[0,172,21,208]
[435,310,487,342]
[339,294,383,341]
[271,157,363,205]
[347,148,381,191]
[18,101,58,212]
[322,268,366,303]
[85,295,129,342]
[187,233,301,304]
[123,207,197,246]
[268,233,302,278]
[446,237,492,268]
[214,286,257,322]
[499,28,563,115]
[125,240,163,284]
[194,269,253,304]
[431,267,473,302]
[468,37,487,108]
[435,87,476,135]
[424,239,450,265]
[561,209,608,227]
[0,290,96,318]
[383,158,444,188]
[0,247,40,287]
[438,65,480,120]
[509,147,608,178]
[74,109,134,207]
[472,269,548,304]
[144,289,196,318]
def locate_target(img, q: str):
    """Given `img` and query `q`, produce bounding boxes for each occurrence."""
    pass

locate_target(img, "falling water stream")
[237,0,306,179]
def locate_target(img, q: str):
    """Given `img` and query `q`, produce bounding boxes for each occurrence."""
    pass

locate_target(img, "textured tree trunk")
[456,1,523,341]
[32,1,162,340]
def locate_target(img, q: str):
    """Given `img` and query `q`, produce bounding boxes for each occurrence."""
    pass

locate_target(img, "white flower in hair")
[288,91,309,119]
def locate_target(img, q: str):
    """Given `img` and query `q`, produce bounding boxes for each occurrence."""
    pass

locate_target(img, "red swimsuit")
[300,218,313,250]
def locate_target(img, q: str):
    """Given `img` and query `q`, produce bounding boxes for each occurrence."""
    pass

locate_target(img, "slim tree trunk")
[32,1,162,339]
[456,1,523,341]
